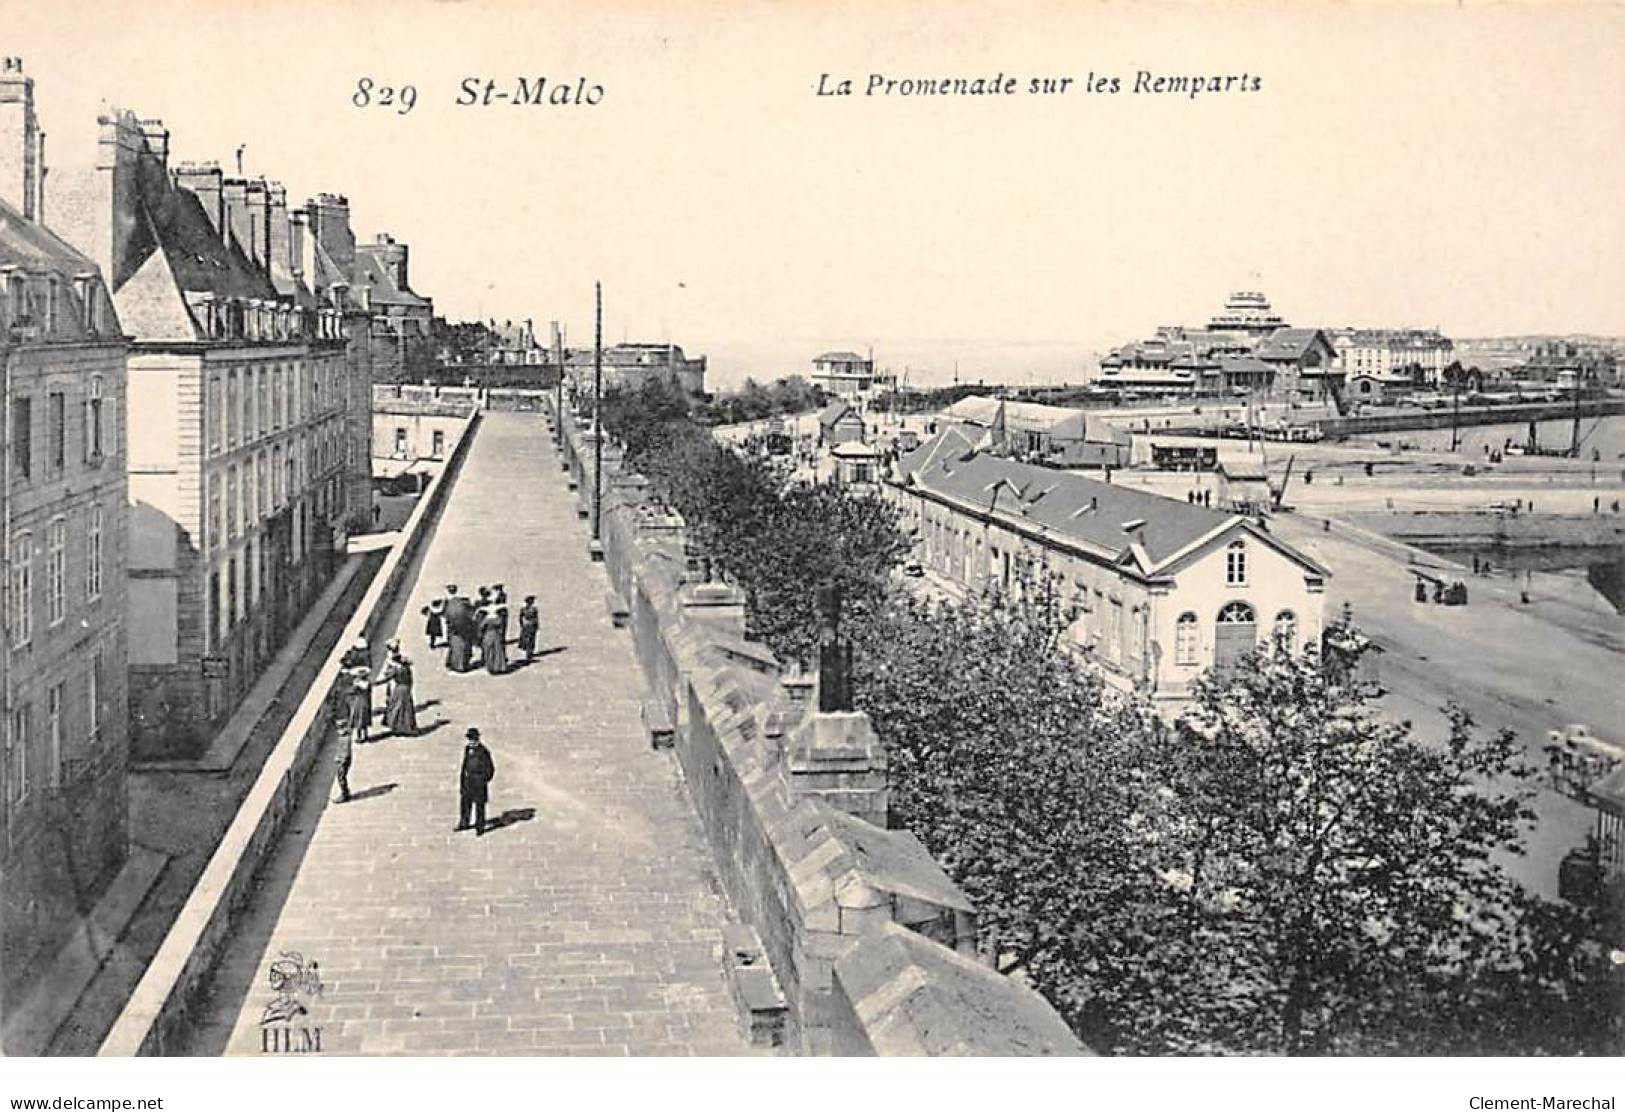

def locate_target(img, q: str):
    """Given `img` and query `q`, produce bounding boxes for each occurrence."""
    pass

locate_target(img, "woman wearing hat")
[423,599,445,649]
[481,605,509,675]
[376,641,419,737]
[344,664,373,743]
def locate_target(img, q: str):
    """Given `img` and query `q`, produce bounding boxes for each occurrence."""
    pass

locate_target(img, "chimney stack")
[173,161,225,237]
[0,56,44,220]
[308,192,355,276]
[137,118,169,175]
[266,181,291,279]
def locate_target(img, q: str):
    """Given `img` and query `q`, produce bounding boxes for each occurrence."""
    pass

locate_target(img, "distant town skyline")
[7,0,1623,392]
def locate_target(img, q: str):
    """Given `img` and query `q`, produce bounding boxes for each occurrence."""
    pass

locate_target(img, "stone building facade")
[53,111,353,759]
[0,59,131,1025]
[354,232,433,384]
[888,430,1328,708]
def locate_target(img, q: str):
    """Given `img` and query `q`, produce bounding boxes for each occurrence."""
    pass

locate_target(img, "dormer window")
[75,275,99,333]
[45,276,59,334]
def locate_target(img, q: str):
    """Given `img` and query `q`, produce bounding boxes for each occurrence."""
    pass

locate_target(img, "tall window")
[7,705,27,805]
[47,683,63,788]
[257,452,268,516]
[395,428,408,456]
[227,371,240,447]
[246,367,257,440]
[257,369,269,437]
[86,503,104,601]
[88,652,102,744]
[1175,612,1199,666]
[432,429,445,457]
[86,376,105,460]
[244,462,256,528]
[1225,540,1247,586]
[209,475,223,548]
[12,397,32,479]
[48,392,66,470]
[272,446,283,506]
[209,374,225,454]
[47,517,66,625]
[227,466,240,539]
[10,532,31,646]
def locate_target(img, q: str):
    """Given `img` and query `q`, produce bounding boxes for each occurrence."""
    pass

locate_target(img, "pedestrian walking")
[457,727,496,835]
[334,727,353,803]
[517,595,540,659]
[345,665,373,742]
[481,607,509,675]
[444,585,474,672]
[378,641,420,737]
[424,598,445,649]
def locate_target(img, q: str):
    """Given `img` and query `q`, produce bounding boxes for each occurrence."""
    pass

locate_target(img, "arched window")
[1225,540,1247,586]
[1214,600,1257,671]
[1175,612,1199,666]
[1273,610,1298,647]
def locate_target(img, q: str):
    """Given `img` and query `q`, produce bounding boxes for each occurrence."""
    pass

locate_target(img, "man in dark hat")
[457,727,496,835]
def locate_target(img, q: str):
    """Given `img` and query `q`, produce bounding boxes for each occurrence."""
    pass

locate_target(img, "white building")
[887,430,1328,708]
[811,351,875,400]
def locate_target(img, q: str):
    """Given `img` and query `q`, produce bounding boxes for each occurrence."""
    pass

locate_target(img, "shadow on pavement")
[345,782,397,803]
[481,807,536,835]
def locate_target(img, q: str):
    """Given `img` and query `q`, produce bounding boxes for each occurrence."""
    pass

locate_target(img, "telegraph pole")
[592,281,603,541]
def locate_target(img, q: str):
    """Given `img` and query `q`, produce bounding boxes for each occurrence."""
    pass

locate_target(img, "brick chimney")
[221,176,248,252]
[0,56,44,219]
[290,208,312,284]
[240,178,271,272]
[137,119,168,176]
[308,192,354,276]
[173,161,224,237]
[372,232,408,290]
[48,109,146,293]
[266,181,292,278]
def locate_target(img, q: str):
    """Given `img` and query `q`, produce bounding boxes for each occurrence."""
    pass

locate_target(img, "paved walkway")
[181,411,749,1056]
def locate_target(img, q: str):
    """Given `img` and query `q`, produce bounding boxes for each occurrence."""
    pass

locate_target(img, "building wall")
[2,337,130,1010]
[126,342,347,758]
[372,410,466,462]
[887,482,1325,705]
[1151,534,1326,699]
[342,310,373,531]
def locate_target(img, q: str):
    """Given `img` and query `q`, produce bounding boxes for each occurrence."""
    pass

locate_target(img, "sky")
[4,0,1624,390]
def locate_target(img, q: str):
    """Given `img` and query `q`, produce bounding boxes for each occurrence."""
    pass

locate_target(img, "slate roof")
[144,186,277,303]
[895,431,1326,577]
[1255,328,1331,361]
[943,395,1005,426]
[0,197,121,341]
[817,399,854,427]
[353,248,430,308]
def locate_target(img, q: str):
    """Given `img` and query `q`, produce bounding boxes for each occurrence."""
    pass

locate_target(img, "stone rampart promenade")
[558,406,1086,1056]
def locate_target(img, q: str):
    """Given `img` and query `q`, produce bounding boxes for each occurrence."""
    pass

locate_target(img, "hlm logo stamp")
[258,951,324,1053]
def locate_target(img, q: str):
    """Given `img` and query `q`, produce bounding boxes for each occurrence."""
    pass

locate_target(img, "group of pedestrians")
[423,584,542,675]
[333,584,541,835]
[331,635,421,805]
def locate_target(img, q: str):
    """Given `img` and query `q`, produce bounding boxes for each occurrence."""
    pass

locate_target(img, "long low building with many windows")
[886,430,1329,706]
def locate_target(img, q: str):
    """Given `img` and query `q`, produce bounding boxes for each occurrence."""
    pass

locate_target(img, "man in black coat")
[457,727,496,834]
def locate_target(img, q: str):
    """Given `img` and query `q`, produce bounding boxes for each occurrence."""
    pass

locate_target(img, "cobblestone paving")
[187,411,749,1056]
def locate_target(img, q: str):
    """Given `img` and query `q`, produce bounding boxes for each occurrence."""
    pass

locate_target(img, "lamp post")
[592,281,603,542]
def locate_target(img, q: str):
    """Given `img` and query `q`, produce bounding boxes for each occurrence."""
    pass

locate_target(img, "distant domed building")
[1207,290,1287,337]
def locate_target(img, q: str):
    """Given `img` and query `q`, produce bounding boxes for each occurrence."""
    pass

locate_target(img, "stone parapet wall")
[555,403,1085,1057]
[98,410,483,1056]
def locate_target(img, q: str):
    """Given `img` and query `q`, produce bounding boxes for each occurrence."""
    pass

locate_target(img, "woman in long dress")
[379,646,419,737]
[481,608,508,675]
